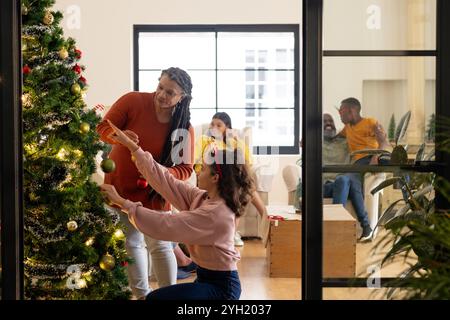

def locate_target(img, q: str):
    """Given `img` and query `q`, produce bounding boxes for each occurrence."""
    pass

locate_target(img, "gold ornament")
[21,5,28,15]
[67,220,78,232]
[79,122,90,134]
[22,93,32,108]
[99,254,115,271]
[29,193,39,201]
[59,48,69,60]
[22,35,39,54]
[43,11,54,25]
[71,83,81,95]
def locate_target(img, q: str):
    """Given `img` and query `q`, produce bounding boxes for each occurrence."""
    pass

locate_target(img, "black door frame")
[302,0,450,300]
[0,0,449,301]
[0,0,24,300]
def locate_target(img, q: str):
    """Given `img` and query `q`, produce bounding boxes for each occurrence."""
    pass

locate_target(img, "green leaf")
[395,110,411,145]
[377,199,406,226]
[371,177,403,195]
[415,143,426,162]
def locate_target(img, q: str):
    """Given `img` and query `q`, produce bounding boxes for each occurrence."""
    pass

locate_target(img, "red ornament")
[73,64,81,74]
[121,261,128,267]
[79,76,87,84]
[23,65,31,75]
[136,177,148,189]
[75,49,82,59]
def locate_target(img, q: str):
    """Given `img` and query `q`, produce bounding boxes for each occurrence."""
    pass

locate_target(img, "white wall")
[53,0,301,204]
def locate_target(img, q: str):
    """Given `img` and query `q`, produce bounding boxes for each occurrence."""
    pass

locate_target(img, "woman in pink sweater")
[100,120,254,300]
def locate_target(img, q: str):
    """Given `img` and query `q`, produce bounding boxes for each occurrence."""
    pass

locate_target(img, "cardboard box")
[267,204,356,278]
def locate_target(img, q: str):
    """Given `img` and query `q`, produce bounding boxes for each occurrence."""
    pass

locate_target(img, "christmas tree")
[21,0,130,299]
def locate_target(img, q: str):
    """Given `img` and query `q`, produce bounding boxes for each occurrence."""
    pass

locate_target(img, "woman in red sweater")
[96,67,194,299]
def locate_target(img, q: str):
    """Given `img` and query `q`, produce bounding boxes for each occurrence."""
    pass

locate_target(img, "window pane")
[219,108,295,147]
[322,170,430,297]
[246,70,255,81]
[323,57,435,148]
[138,32,215,69]
[323,0,436,50]
[217,32,295,69]
[245,49,255,63]
[246,85,255,99]
[139,70,215,109]
[217,70,294,109]
[190,109,217,128]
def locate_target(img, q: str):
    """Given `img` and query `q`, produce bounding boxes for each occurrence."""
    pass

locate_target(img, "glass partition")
[322,0,436,299]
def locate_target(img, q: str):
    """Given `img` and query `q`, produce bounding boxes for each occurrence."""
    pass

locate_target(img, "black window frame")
[0,0,23,300]
[133,24,300,155]
[303,0,450,300]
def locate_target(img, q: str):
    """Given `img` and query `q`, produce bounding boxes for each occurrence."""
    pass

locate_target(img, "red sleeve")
[96,93,132,144]
[167,125,195,181]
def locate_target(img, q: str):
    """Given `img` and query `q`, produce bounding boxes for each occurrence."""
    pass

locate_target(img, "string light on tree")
[73,149,83,158]
[56,147,69,160]
[77,278,87,289]
[67,220,78,232]
[113,229,125,240]
[84,237,94,246]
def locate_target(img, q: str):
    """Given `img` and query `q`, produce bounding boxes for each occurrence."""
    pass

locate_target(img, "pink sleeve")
[122,200,216,244]
[132,148,203,211]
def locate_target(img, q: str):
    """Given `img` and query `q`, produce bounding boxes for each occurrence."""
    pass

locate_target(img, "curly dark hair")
[209,149,255,217]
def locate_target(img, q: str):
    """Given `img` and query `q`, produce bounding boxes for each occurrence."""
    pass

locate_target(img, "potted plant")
[350,110,412,165]
[368,117,450,299]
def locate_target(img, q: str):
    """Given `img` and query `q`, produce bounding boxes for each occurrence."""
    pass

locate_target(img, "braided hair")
[158,67,193,166]
[150,67,193,204]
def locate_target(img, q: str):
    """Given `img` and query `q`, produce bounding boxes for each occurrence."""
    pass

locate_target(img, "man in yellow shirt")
[335,97,390,240]
[337,97,390,165]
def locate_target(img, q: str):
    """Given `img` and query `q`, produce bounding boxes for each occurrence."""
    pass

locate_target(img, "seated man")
[323,113,373,241]
[336,97,390,165]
